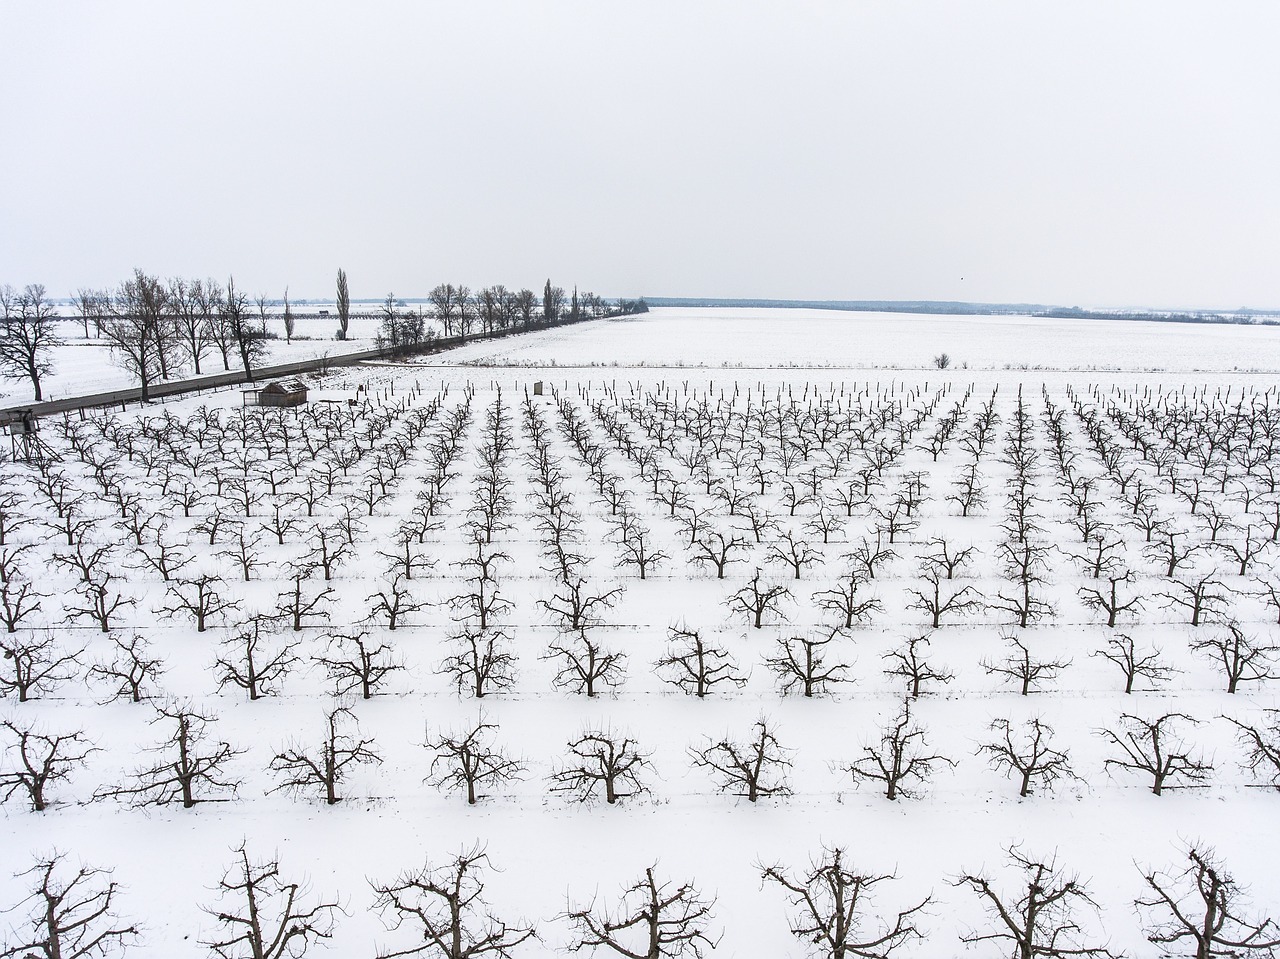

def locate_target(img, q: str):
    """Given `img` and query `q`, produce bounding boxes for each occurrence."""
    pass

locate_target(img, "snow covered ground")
[2,309,1279,957]
[420,307,1280,374]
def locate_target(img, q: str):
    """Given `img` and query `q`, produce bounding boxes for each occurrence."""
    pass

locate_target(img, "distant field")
[416,307,1280,373]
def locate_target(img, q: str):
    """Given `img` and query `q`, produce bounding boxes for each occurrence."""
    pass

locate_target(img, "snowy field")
[2,310,1279,957]
[422,307,1280,374]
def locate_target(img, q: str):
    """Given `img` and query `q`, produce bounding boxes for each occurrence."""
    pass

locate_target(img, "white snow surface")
[417,307,1280,373]
[1,309,1278,958]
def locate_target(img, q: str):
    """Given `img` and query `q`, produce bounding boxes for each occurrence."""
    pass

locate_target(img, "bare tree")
[224,276,268,381]
[947,463,987,517]
[425,716,526,805]
[1091,634,1177,694]
[72,286,109,339]
[0,577,45,632]
[196,276,232,370]
[906,571,983,628]
[429,283,455,337]
[543,630,627,698]
[564,865,718,959]
[690,716,792,802]
[0,545,32,586]
[214,618,301,701]
[839,699,954,801]
[991,539,1056,628]
[765,628,853,697]
[1217,526,1269,577]
[919,537,976,580]
[169,276,213,374]
[0,853,138,958]
[1136,843,1280,958]
[94,700,242,807]
[882,633,955,699]
[160,573,239,632]
[954,846,1116,959]
[1191,622,1278,694]
[275,567,334,632]
[978,717,1076,798]
[981,634,1071,696]
[1078,571,1145,629]
[1224,709,1280,789]
[281,287,295,343]
[448,537,511,629]
[202,842,344,959]
[550,728,651,805]
[377,526,433,580]
[767,531,822,580]
[367,575,427,630]
[1158,573,1232,628]
[0,718,97,811]
[269,705,381,805]
[104,268,166,400]
[52,542,115,584]
[1099,712,1212,795]
[539,577,623,631]
[1251,576,1280,625]
[370,845,536,958]
[689,529,748,579]
[1144,530,1206,578]
[813,570,882,629]
[87,633,165,704]
[0,283,61,401]
[0,632,83,702]
[1072,531,1126,580]
[312,629,403,700]
[306,524,354,581]
[437,627,518,698]
[614,516,669,580]
[725,568,793,629]
[67,572,135,633]
[0,493,33,547]
[759,846,929,959]
[654,625,746,698]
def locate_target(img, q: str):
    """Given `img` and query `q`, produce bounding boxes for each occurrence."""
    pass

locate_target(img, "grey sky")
[2,1,1277,309]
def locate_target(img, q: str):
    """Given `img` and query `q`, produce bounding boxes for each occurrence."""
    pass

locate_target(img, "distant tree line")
[0,269,647,402]
[375,276,645,354]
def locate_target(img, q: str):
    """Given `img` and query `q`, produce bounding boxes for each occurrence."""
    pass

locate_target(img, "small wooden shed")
[243,380,309,408]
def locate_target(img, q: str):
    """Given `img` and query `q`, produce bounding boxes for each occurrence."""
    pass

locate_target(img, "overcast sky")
[2,1,1277,309]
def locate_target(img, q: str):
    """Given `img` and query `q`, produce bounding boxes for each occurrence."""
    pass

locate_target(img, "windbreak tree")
[105,268,167,400]
[224,276,268,381]
[0,283,61,401]
[335,268,350,340]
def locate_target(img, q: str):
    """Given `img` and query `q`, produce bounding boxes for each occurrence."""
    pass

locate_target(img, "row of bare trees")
[1,611,1274,715]
[73,270,275,399]
[6,702,1279,814]
[5,841,1276,958]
